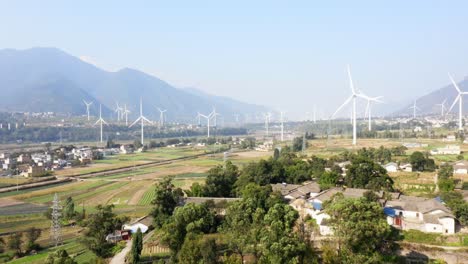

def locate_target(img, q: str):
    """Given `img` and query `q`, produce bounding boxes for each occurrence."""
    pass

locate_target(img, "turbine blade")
[129,117,142,128]
[331,95,353,118]
[448,95,461,112]
[142,116,152,124]
[347,65,356,94]
[448,73,462,93]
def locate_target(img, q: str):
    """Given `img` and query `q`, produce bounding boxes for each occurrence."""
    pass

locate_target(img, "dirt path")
[109,240,131,264]
[128,188,148,205]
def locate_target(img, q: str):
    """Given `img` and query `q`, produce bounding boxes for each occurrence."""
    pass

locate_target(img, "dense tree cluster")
[345,155,394,191]
[80,205,129,257]
[323,193,393,262]
[409,151,436,172]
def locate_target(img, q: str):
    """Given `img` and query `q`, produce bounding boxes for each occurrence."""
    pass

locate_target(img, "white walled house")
[453,160,468,174]
[384,162,398,173]
[384,196,455,234]
[430,145,461,155]
[399,163,413,172]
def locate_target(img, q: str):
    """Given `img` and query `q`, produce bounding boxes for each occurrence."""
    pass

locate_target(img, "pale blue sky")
[1,1,468,118]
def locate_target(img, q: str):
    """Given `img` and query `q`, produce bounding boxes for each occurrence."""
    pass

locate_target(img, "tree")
[25,227,42,252]
[324,194,391,257]
[410,151,425,171]
[178,235,218,264]
[438,179,455,192]
[7,232,23,257]
[258,203,307,264]
[151,177,184,228]
[186,182,204,197]
[129,228,143,264]
[409,151,435,172]
[133,139,143,149]
[273,148,280,160]
[292,136,308,152]
[45,249,77,264]
[203,161,239,197]
[0,237,4,253]
[345,156,393,191]
[318,171,339,190]
[160,203,216,257]
[81,205,128,257]
[63,197,75,220]
[438,164,454,180]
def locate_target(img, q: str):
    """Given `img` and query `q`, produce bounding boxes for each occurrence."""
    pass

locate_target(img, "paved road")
[110,240,132,264]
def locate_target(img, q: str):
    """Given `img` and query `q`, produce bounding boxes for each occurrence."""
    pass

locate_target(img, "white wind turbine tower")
[359,94,383,131]
[114,102,123,122]
[211,107,220,127]
[199,112,213,137]
[280,111,285,141]
[196,112,201,126]
[129,98,153,145]
[264,113,271,137]
[157,108,167,127]
[409,100,420,119]
[435,99,447,117]
[83,100,93,121]
[94,104,108,143]
[331,65,366,145]
[123,104,131,126]
[448,73,468,131]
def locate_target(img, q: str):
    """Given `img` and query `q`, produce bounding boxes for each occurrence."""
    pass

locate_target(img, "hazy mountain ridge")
[0,47,267,121]
[395,77,468,116]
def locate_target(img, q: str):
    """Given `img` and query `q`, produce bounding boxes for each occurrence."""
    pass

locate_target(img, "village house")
[384,195,455,234]
[298,187,456,236]
[399,163,413,172]
[255,140,273,152]
[384,162,399,173]
[453,160,468,174]
[17,154,31,163]
[430,145,461,155]
[120,145,134,154]
[271,182,321,200]
[21,165,45,177]
[443,135,456,142]
[2,157,17,170]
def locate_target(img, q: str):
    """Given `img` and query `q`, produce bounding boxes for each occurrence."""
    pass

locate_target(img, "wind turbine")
[435,99,447,117]
[83,100,93,121]
[94,104,108,143]
[199,112,213,137]
[211,107,220,127]
[409,100,420,119]
[331,65,366,145]
[196,112,201,126]
[129,98,152,146]
[114,102,123,122]
[360,94,383,131]
[280,111,285,141]
[264,113,271,137]
[123,104,131,126]
[157,108,167,127]
[448,73,468,131]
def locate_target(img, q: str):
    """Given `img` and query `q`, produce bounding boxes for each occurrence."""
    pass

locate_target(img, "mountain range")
[395,76,468,117]
[0,47,268,122]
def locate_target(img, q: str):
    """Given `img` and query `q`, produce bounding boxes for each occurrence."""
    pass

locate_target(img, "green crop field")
[139,185,156,205]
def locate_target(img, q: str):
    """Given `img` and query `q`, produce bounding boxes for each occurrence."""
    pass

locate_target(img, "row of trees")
[0,227,41,257]
[185,146,395,201]
[0,126,247,144]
